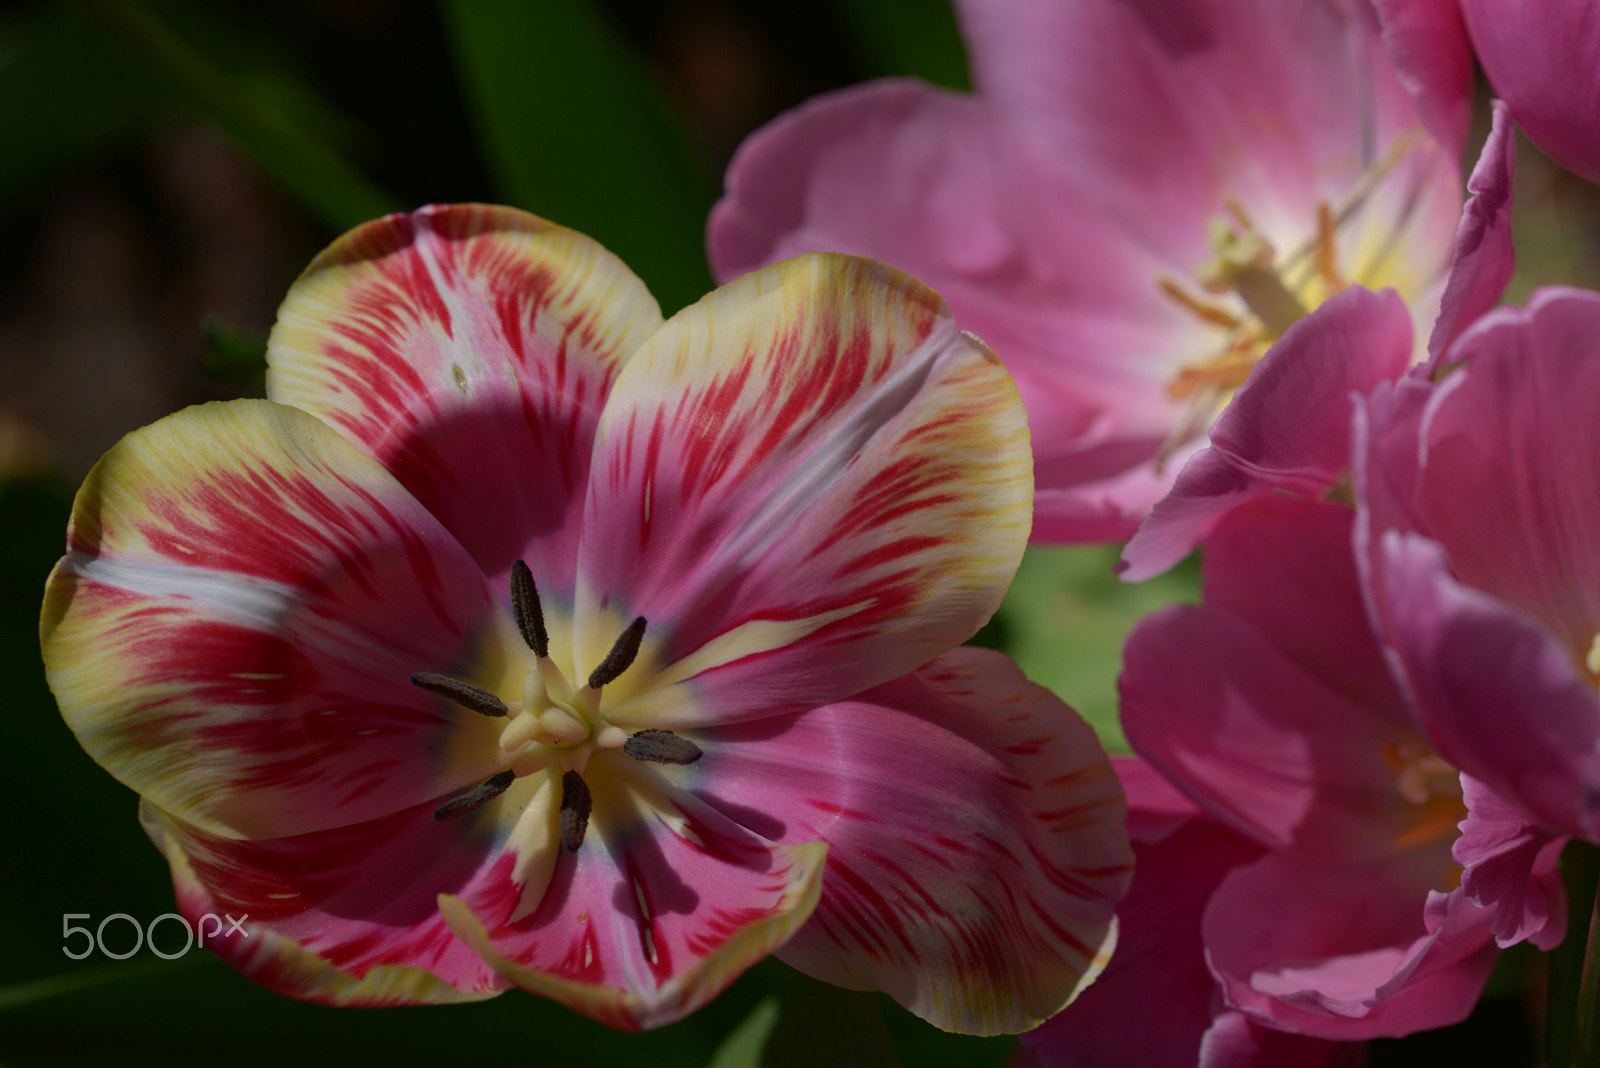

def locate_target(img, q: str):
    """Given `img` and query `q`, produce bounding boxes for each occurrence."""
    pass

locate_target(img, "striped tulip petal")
[689,647,1132,1034]
[577,254,1032,727]
[267,204,664,588]
[140,799,509,1004]
[41,400,510,839]
[439,757,828,1030]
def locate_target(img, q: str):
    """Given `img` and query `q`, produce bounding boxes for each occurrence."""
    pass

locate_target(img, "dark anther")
[623,729,703,765]
[434,769,516,821]
[560,770,593,852]
[509,559,548,658]
[411,672,508,717]
[587,616,647,690]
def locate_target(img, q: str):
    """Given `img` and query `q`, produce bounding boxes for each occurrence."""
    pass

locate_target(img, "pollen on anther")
[588,616,647,690]
[560,770,593,852]
[509,559,549,658]
[412,672,508,717]
[434,769,516,821]
[623,728,702,765]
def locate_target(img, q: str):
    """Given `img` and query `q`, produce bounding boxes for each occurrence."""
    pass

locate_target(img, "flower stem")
[1550,840,1600,1067]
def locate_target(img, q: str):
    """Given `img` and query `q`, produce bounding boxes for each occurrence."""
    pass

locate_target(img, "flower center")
[1381,739,1466,851]
[1154,128,1425,463]
[411,559,700,849]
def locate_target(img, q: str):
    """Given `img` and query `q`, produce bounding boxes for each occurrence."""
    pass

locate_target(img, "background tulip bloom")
[1119,100,1518,581]
[1119,498,1560,1039]
[1357,286,1600,848]
[708,0,1464,542]
[41,205,1131,1031]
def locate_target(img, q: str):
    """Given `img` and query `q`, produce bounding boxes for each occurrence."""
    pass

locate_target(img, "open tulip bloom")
[39,205,1131,1032]
[708,0,1466,544]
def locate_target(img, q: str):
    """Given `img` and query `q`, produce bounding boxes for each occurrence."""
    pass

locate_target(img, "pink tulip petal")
[1122,545,1434,863]
[1021,759,1264,1067]
[1461,0,1600,184]
[267,204,663,588]
[41,400,510,839]
[1373,531,1600,842]
[1120,288,1414,581]
[1203,852,1497,1039]
[1202,499,1406,713]
[955,0,1443,251]
[1197,1010,1366,1068]
[1415,290,1600,648]
[578,255,1031,727]
[1372,0,1475,156]
[438,757,827,1031]
[1424,100,1516,364]
[696,648,1130,1034]
[1455,774,1569,949]
[140,798,509,1002]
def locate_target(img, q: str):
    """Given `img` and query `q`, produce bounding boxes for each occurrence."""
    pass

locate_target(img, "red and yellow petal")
[42,400,509,840]
[439,756,828,1030]
[142,800,507,1006]
[575,253,1033,726]
[267,204,663,587]
[688,647,1133,1034]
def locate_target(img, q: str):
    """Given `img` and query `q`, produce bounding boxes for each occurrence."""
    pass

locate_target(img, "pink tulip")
[709,0,1465,543]
[1119,498,1561,1039]
[40,205,1131,1031]
[1357,285,1600,848]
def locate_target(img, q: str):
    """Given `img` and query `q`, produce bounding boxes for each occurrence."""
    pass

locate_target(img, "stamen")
[434,769,516,820]
[509,559,549,658]
[560,770,593,852]
[588,616,647,690]
[623,729,703,765]
[412,672,508,717]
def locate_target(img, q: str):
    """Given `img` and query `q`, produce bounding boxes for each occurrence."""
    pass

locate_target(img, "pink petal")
[1424,100,1516,364]
[267,204,663,589]
[41,400,509,839]
[1454,774,1569,949]
[579,255,1032,727]
[1460,0,1600,184]
[1201,498,1407,713]
[1122,509,1433,863]
[1021,759,1265,1067]
[695,648,1131,1034]
[1197,1011,1366,1068]
[1203,853,1498,1039]
[1373,0,1476,156]
[140,798,509,1002]
[1372,531,1600,842]
[955,0,1443,250]
[1414,289,1600,647]
[439,757,827,1031]
[1120,288,1414,581]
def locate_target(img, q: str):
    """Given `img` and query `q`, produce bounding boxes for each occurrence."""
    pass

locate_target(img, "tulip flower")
[1118,498,1561,1039]
[708,0,1465,543]
[1356,285,1600,849]
[41,205,1131,1032]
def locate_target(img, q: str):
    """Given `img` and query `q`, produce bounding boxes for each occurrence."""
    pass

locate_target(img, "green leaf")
[987,545,1202,754]
[708,996,781,1068]
[442,0,715,314]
